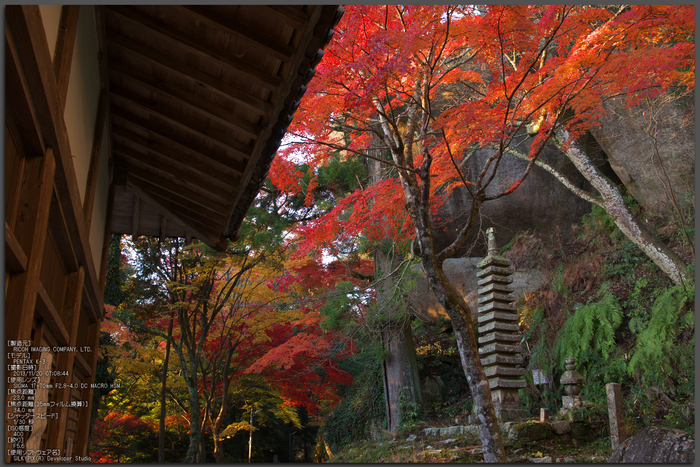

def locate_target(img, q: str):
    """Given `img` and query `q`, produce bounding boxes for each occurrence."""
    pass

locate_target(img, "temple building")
[5,5,342,461]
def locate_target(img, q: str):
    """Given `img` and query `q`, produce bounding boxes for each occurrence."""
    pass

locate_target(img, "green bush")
[553,290,623,370]
[627,284,694,387]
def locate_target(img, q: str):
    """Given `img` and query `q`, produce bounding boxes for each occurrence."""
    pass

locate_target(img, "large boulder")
[432,136,592,257]
[608,426,695,463]
[590,92,695,212]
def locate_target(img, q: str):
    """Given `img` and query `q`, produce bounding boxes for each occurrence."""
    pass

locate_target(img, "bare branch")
[502,145,604,207]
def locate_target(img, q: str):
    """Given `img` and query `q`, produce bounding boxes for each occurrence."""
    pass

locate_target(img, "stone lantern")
[560,356,585,409]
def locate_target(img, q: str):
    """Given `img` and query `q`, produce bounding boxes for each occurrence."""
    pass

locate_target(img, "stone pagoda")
[476,227,526,421]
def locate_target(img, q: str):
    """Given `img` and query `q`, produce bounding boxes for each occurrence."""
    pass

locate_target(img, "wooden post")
[606,383,627,451]
[53,6,80,111]
[46,267,85,455]
[73,321,102,457]
[25,352,54,462]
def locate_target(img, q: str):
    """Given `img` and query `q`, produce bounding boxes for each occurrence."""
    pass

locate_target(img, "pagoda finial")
[486,227,498,256]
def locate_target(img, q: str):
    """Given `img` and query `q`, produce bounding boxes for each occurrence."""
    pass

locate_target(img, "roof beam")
[106,30,273,116]
[146,190,227,232]
[109,84,253,161]
[114,143,233,203]
[127,178,228,224]
[107,6,283,92]
[127,177,223,249]
[109,65,261,140]
[255,5,309,29]
[111,125,240,185]
[177,6,295,63]
[124,164,231,215]
[110,106,249,171]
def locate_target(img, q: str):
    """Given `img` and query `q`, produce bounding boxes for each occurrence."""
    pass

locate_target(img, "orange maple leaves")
[272,4,694,254]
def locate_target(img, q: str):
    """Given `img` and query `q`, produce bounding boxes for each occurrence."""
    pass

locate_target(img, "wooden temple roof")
[104,5,343,249]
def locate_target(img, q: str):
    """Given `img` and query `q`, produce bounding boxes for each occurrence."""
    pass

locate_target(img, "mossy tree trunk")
[371,157,424,433]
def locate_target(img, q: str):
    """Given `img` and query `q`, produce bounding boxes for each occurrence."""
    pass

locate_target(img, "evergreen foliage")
[104,234,127,306]
[319,281,361,331]
[552,288,623,370]
[628,284,694,387]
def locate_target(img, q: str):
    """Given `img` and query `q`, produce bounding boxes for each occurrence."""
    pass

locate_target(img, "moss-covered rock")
[504,421,553,443]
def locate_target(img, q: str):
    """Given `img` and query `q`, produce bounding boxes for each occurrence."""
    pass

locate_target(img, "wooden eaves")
[104,5,344,250]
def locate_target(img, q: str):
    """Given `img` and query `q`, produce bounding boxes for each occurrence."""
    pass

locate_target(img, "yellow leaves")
[219,421,253,439]
[117,357,156,376]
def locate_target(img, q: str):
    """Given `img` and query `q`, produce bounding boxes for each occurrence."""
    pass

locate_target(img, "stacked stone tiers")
[476,246,526,420]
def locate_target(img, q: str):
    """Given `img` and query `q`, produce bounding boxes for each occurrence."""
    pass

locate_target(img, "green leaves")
[627,284,694,385]
[319,281,362,331]
[553,292,623,369]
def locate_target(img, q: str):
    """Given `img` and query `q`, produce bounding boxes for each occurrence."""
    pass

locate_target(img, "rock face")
[607,426,695,463]
[410,258,547,324]
[421,376,444,410]
[432,137,592,257]
[590,92,695,212]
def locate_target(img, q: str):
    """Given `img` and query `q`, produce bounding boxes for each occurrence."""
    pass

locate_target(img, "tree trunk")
[396,176,505,461]
[374,93,506,460]
[158,311,174,463]
[420,252,506,462]
[211,405,226,463]
[183,373,202,462]
[553,128,692,287]
[390,144,505,460]
[213,433,224,463]
[381,320,423,431]
[198,435,207,463]
[370,156,424,433]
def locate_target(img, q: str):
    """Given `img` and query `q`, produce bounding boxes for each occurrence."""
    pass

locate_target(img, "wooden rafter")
[116,150,232,205]
[109,84,251,152]
[177,5,295,63]
[108,6,283,91]
[257,5,310,29]
[127,177,224,248]
[107,30,273,116]
[112,143,233,201]
[109,65,261,140]
[131,179,229,224]
[124,164,231,215]
[110,125,240,185]
[109,107,249,171]
[101,4,343,245]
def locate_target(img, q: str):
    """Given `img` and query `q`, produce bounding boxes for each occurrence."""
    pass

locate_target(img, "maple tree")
[91,304,191,463]
[479,5,695,287]
[274,4,694,461]
[98,180,357,462]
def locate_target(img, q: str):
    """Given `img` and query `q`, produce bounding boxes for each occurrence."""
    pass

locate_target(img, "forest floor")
[326,413,614,463]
